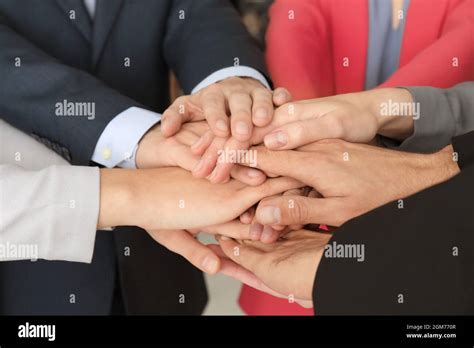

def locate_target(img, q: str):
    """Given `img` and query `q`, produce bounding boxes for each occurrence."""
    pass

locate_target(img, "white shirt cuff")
[91,107,161,168]
[92,68,268,169]
[191,66,270,94]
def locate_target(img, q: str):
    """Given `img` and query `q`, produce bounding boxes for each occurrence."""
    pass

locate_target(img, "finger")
[200,220,254,240]
[256,195,348,226]
[216,253,288,300]
[148,230,220,274]
[243,175,304,205]
[172,144,202,172]
[217,236,263,274]
[230,165,266,186]
[227,91,253,142]
[207,243,228,258]
[201,87,230,137]
[289,224,305,231]
[270,224,286,231]
[192,136,226,178]
[201,221,279,243]
[161,97,195,137]
[211,137,251,184]
[264,116,344,150]
[283,188,308,231]
[181,119,210,135]
[239,206,255,224]
[248,208,279,241]
[260,225,280,243]
[249,223,263,241]
[240,147,309,184]
[190,130,215,156]
[272,87,292,106]
[251,88,274,127]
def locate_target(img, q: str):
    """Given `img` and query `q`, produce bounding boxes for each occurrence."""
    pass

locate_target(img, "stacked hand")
[111,80,460,307]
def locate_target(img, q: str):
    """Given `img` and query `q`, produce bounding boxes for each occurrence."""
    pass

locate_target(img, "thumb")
[255,195,346,226]
[161,96,202,137]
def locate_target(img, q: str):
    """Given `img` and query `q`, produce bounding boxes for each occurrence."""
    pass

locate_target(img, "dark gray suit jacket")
[0,0,267,315]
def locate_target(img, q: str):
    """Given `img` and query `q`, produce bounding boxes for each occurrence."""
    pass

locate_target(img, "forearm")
[359,87,415,141]
[313,164,474,315]
[97,168,135,230]
[366,83,474,153]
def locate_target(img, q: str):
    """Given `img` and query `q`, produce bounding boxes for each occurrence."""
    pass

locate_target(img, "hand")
[161,77,291,141]
[188,87,292,184]
[238,186,312,240]
[135,121,267,186]
[146,229,221,274]
[136,121,207,169]
[145,219,288,275]
[240,141,460,227]
[262,88,416,150]
[212,229,332,307]
[97,166,303,231]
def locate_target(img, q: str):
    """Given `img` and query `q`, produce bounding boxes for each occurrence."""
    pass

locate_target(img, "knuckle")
[187,248,204,266]
[229,90,249,101]
[254,87,272,99]
[203,91,221,103]
[174,95,187,105]
[327,115,346,138]
[291,122,309,143]
[204,83,221,94]
[288,199,309,224]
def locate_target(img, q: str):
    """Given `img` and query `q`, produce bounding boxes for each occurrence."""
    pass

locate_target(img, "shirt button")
[102,147,112,160]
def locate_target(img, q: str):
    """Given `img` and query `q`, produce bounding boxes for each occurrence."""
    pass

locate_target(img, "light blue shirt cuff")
[92,67,269,169]
[191,66,270,94]
[91,107,161,168]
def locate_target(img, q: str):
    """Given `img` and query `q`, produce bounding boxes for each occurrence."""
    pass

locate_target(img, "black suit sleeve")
[0,12,140,165]
[313,131,474,315]
[163,0,269,93]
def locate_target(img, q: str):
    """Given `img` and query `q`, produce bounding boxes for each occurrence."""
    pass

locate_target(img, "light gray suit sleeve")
[0,120,99,263]
[0,164,99,263]
[383,82,474,152]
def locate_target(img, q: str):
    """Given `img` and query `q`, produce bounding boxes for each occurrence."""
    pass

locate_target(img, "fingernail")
[264,131,287,148]
[275,92,286,102]
[261,225,275,242]
[193,158,204,172]
[254,108,268,120]
[202,256,218,273]
[216,120,229,133]
[247,168,262,178]
[241,211,250,221]
[250,224,263,240]
[235,121,249,136]
[259,206,281,224]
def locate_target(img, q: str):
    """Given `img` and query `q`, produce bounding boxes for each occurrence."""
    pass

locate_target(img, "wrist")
[135,124,167,169]
[97,169,135,229]
[366,88,415,141]
[425,144,461,184]
[407,145,460,196]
